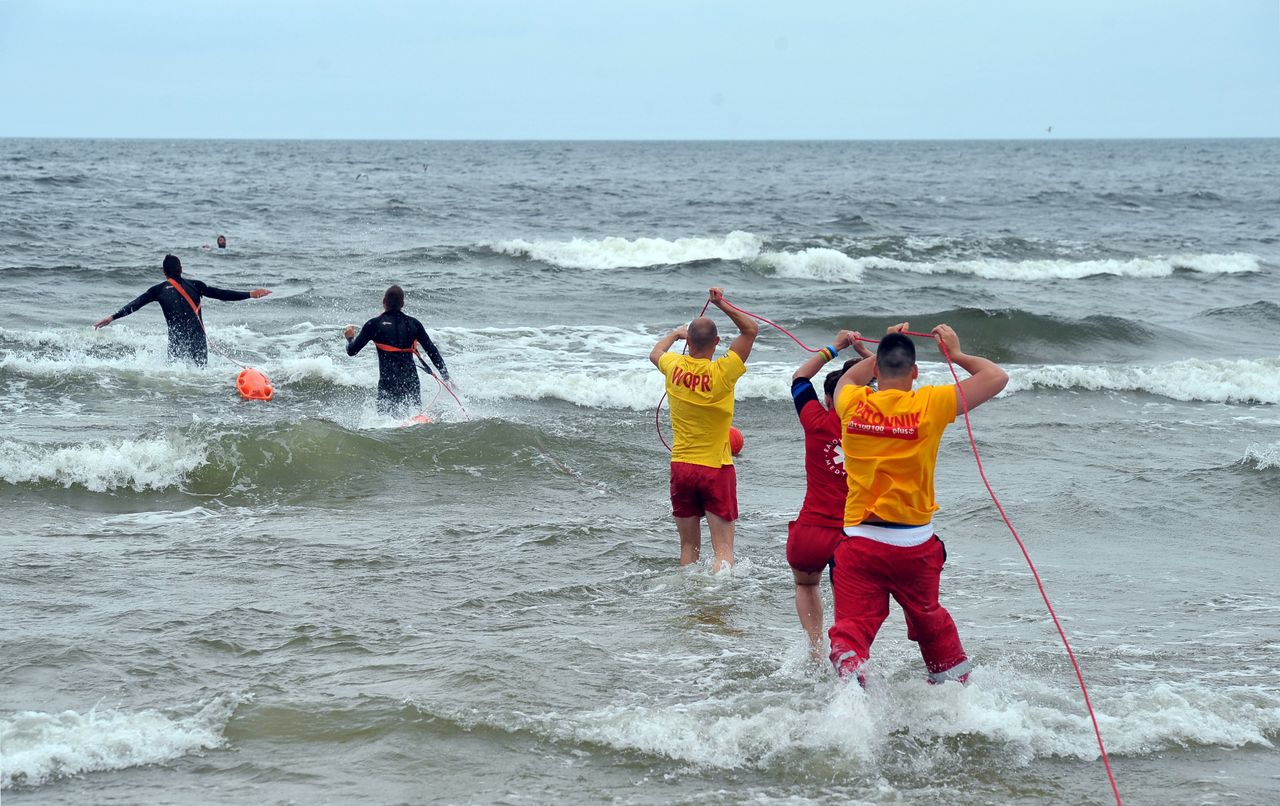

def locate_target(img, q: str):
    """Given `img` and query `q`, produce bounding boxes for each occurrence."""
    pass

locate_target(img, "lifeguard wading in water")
[649,287,758,571]
[93,254,270,365]
[344,284,450,416]
[828,323,1008,684]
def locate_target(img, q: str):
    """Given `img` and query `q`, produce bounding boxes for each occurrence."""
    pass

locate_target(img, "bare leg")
[705,511,736,571]
[792,568,825,662]
[674,516,703,566]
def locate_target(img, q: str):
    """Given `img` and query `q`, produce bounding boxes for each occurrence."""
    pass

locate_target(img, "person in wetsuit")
[343,284,450,415]
[93,254,271,365]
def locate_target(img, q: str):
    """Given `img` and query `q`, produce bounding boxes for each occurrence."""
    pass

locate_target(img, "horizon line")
[2,134,1278,144]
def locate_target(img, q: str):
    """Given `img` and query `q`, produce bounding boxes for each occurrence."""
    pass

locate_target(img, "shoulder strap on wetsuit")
[166,277,204,330]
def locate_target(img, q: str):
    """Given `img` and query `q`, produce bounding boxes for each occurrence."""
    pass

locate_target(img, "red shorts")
[669,462,738,522]
[786,520,842,573]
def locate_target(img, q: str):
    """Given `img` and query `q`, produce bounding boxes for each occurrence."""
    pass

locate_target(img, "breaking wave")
[1,695,240,789]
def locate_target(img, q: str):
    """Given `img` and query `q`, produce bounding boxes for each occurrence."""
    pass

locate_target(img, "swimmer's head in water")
[216,235,226,248]
[383,284,405,312]
[162,254,182,279]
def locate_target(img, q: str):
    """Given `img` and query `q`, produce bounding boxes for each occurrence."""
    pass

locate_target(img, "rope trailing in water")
[654,295,1122,804]
[415,350,470,420]
[935,335,1122,805]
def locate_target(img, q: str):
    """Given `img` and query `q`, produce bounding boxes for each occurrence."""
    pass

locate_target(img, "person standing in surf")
[344,284,450,416]
[93,254,270,366]
[649,287,758,571]
[828,323,1007,684]
[787,329,873,658]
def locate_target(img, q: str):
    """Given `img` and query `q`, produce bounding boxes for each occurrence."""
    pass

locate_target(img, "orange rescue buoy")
[729,425,744,456]
[236,368,274,401]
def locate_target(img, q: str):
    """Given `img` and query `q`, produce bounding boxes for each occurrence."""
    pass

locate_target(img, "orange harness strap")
[166,277,204,330]
[374,341,417,353]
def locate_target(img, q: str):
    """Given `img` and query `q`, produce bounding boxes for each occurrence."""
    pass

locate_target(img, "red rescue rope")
[936,336,1122,804]
[654,296,1122,804]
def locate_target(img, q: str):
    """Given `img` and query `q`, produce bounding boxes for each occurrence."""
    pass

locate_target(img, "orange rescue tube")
[729,425,744,456]
[236,368,274,401]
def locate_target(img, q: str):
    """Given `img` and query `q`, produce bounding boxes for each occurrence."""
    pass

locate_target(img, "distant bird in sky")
[1046,125,1054,134]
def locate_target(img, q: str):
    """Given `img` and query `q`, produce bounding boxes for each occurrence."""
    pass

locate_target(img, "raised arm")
[793,329,870,381]
[649,324,688,367]
[708,287,759,362]
[932,324,1008,413]
[199,281,270,302]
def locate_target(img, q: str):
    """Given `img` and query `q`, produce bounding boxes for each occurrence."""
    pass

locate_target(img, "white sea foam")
[1242,442,1280,470]
[1104,683,1280,753]
[756,248,866,282]
[491,231,764,269]
[561,665,1280,770]
[273,355,373,388]
[867,252,1259,281]
[0,695,239,789]
[460,359,797,410]
[751,252,1260,282]
[1007,358,1280,405]
[0,324,193,378]
[483,236,1259,280]
[458,356,1280,410]
[10,324,1276,410]
[0,434,207,492]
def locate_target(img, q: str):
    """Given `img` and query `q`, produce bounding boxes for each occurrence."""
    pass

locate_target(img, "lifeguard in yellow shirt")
[828,322,1008,685]
[649,287,759,571]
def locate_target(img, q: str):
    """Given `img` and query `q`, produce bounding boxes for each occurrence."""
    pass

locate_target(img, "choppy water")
[2,138,1279,804]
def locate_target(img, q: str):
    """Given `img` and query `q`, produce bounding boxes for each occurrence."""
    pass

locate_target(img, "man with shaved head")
[649,287,759,571]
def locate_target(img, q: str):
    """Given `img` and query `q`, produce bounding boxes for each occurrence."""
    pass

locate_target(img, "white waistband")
[842,522,934,547]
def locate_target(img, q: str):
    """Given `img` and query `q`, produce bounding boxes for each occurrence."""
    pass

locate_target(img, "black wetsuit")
[111,277,252,365]
[346,310,449,414]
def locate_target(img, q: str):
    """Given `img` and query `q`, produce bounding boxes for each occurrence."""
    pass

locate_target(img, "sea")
[1,138,1278,805]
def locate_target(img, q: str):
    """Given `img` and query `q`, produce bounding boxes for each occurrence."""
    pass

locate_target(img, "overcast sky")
[1,0,1276,139]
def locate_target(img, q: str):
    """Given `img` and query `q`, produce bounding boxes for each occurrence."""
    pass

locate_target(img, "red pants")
[669,462,738,522]
[827,535,968,678]
[786,520,841,573]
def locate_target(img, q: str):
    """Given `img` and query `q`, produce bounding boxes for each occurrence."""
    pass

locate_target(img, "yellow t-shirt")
[835,384,957,526]
[658,350,747,467]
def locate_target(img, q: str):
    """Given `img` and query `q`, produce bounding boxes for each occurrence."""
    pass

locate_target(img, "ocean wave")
[489,231,763,269]
[459,356,1280,410]
[485,231,1259,281]
[756,248,865,282]
[0,433,208,492]
[563,668,1280,769]
[462,360,798,411]
[7,325,1275,411]
[0,418,600,495]
[1,694,240,789]
[790,309,1156,354]
[1201,300,1280,325]
[757,252,1260,282]
[1242,442,1280,470]
[1007,358,1280,405]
